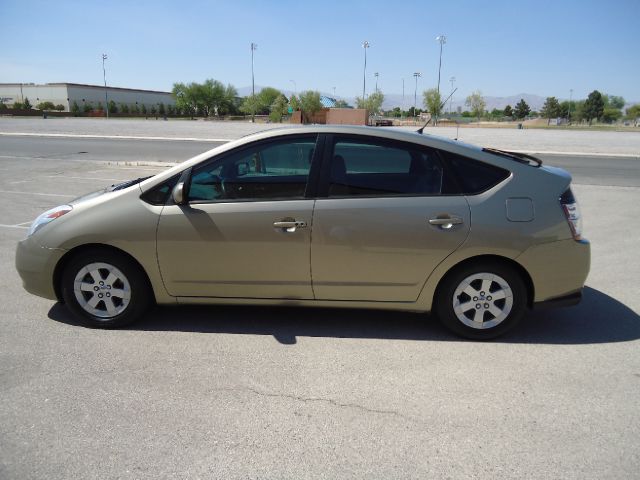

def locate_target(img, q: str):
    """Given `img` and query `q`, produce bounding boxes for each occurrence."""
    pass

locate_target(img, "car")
[15,125,590,339]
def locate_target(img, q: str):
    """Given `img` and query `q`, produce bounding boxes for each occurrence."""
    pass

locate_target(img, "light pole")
[374,72,379,93]
[362,41,370,102]
[250,42,257,123]
[449,76,456,114]
[102,53,109,118]
[289,79,296,97]
[568,88,573,124]
[435,35,446,95]
[413,72,421,120]
[402,78,405,118]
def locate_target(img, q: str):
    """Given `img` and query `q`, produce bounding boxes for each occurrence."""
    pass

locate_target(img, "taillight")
[560,188,582,241]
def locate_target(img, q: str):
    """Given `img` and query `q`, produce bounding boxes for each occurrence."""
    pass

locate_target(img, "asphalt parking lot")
[1,128,639,479]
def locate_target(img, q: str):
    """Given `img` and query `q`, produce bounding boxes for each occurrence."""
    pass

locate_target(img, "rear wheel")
[435,262,527,339]
[61,249,152,328]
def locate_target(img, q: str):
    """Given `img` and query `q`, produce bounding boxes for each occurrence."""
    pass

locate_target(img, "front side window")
[188,136,316,202]
[329,138,445,196]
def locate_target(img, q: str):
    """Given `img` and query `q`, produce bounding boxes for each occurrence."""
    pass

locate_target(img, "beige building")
[0,83,175,111]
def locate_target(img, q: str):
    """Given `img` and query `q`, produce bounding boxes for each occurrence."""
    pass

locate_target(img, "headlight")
[28,205,73,236]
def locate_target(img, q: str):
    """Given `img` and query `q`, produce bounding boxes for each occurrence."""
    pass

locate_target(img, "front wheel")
[61,249,152,328]
[435,262,527,340]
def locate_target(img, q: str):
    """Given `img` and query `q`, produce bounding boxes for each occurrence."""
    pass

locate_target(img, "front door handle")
[429,216,463,229]
[273,218,307,233]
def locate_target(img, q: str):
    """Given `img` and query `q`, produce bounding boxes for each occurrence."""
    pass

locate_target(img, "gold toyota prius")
[16,126,590,339]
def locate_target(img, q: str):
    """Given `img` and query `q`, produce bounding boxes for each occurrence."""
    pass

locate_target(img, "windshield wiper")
[109,176,152,191]
[483,147,542,167]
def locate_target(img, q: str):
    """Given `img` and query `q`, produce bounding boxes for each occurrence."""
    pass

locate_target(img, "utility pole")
[449,76,456,114]
[413,72,421,120]
[435,35,446,95]
[568,88,573,124]
[102,53,109,119]
[374,72,379,93]
[362,41,370,102]
[251,42,257,123]
[402,78,405,118]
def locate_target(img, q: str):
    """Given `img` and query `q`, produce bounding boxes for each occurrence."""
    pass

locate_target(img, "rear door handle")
[429,216,463,229]
[273,219,307,232]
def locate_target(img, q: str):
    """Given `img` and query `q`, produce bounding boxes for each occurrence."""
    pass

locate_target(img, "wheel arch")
[53,243,156,304]
[431,254,535,310]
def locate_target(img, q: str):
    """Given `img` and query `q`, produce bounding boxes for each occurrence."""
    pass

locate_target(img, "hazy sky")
[1,0,638,101]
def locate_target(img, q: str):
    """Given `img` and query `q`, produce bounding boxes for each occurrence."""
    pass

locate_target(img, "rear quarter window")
[440,151,510,194]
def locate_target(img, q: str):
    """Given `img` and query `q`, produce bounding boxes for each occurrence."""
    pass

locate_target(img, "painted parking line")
[0,190,74,198]
[41,176,122,181]
[0,132,232,142]
[0,224,29,229]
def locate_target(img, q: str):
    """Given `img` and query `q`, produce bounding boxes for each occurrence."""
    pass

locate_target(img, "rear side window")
[329,139,445,196]
[440,151,510,194]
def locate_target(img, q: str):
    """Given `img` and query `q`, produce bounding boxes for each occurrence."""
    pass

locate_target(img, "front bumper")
[15,236,66,301]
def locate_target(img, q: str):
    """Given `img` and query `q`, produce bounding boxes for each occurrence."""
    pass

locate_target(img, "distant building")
[0,83,175,111]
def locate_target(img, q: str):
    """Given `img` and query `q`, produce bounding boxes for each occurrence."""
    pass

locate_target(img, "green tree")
[96,102,104,112]
[355,91,384,114]
[239,95,260,117]
[604,95,625,110]
[12,101,24,109]
[55,104,65,111]
[503,105,513,118]
[465,90,486,120]
[422,88,442,120]
[83,102,93,113]
[334,99,350,108]
[540,96,561,124]
[158,102,166,115]
[150,104,157,116]
[167,104,175,115]
[626,104,640,120]
[298,90,323,123]
[583,90,604,125]
[513,99,531,119]
[490,108,503,120]
[36,101,56,110]
[141,104,147,115]
[120,104,130,114]
[23,97,32,109]
[71,101,80,116]
[269,94,288,123]
[108,100,118,114]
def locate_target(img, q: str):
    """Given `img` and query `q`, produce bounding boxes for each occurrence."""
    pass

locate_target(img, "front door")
[157,135,318,299]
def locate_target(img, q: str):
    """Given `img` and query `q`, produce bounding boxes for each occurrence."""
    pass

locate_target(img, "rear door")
[311,135,470,302]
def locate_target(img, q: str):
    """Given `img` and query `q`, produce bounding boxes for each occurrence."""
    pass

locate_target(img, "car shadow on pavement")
[48,286,639,345]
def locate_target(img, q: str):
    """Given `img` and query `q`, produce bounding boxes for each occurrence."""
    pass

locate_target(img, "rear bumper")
[517,238,590,304]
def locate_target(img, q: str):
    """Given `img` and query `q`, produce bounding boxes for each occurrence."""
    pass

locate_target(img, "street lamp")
[362,41,370,102]
[289,79,297,97]
[250,42,257,122]
[435,35,446,95]
[449,76,456,114]
[374,72,379,93]
[402,78,405,118]
[102,53,109,118]
[413,72,421,119]
[568,88,573,124]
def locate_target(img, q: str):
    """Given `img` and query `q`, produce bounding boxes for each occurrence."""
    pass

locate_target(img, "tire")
[61,249,152,328]
[435,261,527,340]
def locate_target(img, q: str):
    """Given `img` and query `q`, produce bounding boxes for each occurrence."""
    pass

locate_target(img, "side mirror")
[172,182,185,205]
